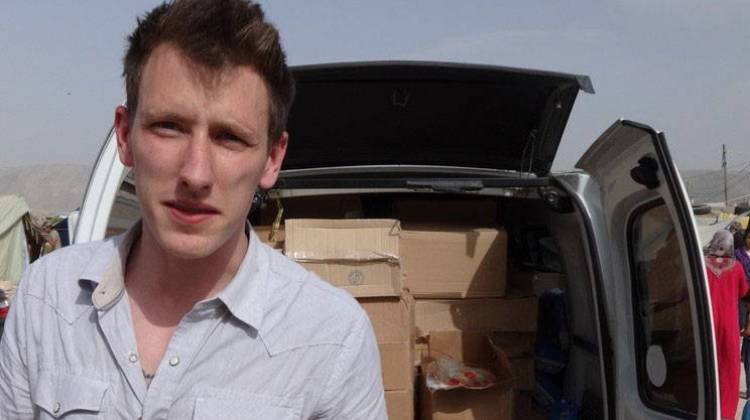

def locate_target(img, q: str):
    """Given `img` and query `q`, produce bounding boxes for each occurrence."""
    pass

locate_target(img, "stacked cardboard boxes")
[284,219,415,420]
[396,198,539,419]
[259,200,541,419]
[360,297,415,420]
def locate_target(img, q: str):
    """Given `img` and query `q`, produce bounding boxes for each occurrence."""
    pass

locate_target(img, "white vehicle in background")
[75,62,717,419]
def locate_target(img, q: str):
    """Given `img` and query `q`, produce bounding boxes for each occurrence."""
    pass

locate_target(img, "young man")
[0,1,386,418]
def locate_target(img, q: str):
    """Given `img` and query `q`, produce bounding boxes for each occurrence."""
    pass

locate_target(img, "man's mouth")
[164,200,220,224]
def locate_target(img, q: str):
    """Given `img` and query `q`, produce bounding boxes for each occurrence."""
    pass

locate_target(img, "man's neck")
[125,226,249,310]
[122,225,249,377]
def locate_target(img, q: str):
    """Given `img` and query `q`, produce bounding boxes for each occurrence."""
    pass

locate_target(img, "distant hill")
[0,164,91,216]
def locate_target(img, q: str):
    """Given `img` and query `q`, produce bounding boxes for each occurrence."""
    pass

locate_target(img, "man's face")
[114,43,287,260]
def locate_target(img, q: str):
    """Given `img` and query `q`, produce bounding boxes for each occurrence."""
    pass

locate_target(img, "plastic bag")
[424,357,497,391]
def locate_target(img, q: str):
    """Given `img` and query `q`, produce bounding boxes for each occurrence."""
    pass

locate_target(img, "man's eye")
[154,121,179,131]
[219,132,246,144]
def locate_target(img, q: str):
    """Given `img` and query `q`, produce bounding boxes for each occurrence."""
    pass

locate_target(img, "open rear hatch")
[283,61,594,178]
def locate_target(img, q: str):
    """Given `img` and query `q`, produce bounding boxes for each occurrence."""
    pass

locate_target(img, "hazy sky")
[1,0,749,171]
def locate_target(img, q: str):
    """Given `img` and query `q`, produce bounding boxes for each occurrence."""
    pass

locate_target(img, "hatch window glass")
[629,201,697,415]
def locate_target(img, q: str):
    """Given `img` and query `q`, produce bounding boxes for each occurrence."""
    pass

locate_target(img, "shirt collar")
[80,222,141,311]
[215,228,268,331]
[80,221,268,331]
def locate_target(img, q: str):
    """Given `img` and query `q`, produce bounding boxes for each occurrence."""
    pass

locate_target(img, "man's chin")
[165,245,217,261]
[156,232,224,261]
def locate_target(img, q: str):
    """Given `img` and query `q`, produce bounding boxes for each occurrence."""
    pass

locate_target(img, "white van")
[74,62,716,419]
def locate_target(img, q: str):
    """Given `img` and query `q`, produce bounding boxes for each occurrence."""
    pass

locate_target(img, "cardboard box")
[421,384,514,420]
[285,219,402,297]
[359,297,413,342]
[415,298,538,338]
[420,331,515,420]
[489,332,536,359]
[415,337,429,367]
[401,226,507,298]
[423,331,498,365]
[359,297,414,390]
[488,336,535,392]
[378,341,414,391]
[386,389,414,420]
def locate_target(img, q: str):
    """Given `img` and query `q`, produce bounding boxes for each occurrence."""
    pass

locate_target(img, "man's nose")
[178,134,214,194]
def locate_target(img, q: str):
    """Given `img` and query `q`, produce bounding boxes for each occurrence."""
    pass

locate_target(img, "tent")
[0,195,30,292]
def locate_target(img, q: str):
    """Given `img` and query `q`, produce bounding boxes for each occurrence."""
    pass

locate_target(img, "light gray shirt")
[0,224,386,419]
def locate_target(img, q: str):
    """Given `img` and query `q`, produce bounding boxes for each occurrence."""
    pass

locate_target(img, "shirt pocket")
[32,371,109,419]
[193,393,302,420]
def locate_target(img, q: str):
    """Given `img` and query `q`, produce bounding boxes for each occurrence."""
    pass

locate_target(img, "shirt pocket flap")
[194,394,302,420]
[33,371,109,416]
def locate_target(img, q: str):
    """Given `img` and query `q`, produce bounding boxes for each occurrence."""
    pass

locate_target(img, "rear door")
[576,120,716,419]
[285,62,593,176]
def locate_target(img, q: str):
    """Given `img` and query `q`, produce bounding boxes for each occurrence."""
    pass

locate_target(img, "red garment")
[706,257,749,419]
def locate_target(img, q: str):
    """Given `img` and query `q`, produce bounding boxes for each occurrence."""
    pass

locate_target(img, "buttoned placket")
[139,300,227,419]
[84,225,266,418]
[95,289,148,413]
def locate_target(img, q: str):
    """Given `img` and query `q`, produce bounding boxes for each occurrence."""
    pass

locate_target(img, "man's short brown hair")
[123,0,295,144]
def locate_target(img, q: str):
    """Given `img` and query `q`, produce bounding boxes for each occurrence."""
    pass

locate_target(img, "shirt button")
[128,352,139,363]
[53,402,61,413]
[169,356,180,366]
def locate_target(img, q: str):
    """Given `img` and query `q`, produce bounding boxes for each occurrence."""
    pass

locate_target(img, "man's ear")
[259,131,288,190]
[114,105,135,167]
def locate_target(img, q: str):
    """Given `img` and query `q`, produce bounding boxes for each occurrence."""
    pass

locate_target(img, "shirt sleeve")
[0,270,33,418]
[316,311,387,420]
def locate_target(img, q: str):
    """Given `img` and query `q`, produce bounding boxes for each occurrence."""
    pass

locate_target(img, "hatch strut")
[520,129,538,176]
[405,180,484,193]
